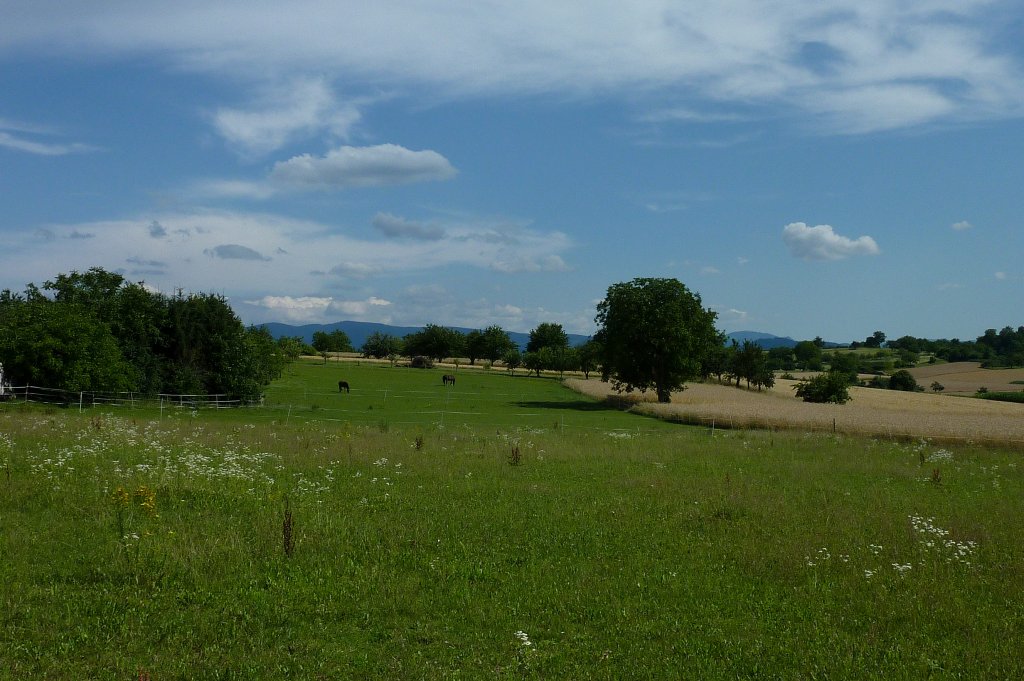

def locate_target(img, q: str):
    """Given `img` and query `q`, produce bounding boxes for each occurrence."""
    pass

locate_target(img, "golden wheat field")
[565,370,1024,445]
[906,361,1024,394]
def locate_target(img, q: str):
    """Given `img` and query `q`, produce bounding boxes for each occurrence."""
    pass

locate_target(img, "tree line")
[298,321,604,380]
[0,268,287,401]
[886,328,1024,367]
[5,268,1017,407]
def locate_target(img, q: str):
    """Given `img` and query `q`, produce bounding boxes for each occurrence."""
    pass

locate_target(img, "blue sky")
[2,1,1022,343]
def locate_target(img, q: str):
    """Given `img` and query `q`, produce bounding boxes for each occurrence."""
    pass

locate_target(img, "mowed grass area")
[2,363,1023,679]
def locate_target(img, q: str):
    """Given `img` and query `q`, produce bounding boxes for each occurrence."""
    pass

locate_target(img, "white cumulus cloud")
[269,144,457,189]
[782,222,880,261]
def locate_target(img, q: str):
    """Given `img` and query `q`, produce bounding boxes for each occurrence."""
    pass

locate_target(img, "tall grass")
[2,370,1023,678]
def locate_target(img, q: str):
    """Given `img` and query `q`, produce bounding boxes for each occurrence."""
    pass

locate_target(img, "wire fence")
[0,382,671,435]
[0,385,246,411]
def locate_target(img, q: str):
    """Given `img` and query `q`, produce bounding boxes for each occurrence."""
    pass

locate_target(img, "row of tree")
[0,268,287,400]
[9,268,1015,408]
[886,327,1024,367]
[345,322,603,379]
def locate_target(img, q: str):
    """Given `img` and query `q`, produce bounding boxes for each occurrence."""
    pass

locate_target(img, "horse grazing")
[442,374,456,386]
[338,380,350,393]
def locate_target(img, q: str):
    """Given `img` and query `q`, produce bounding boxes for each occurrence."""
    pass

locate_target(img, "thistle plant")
[508,443,521,466]
[283,497,294,558]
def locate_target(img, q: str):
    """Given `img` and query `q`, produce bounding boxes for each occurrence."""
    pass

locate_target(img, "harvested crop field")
[566,376,1024,445]
[907,361,1024,395]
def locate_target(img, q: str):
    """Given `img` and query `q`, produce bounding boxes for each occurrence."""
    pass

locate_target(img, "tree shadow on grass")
[514,398,632,413]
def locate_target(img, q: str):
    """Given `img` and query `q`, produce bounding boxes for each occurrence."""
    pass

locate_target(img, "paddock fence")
[0,383,673,435]
[0,385,246,411]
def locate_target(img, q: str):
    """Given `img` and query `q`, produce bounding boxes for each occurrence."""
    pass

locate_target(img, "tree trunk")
[657,386,672,403]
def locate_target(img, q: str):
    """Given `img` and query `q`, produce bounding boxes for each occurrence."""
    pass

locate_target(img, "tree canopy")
[402,324,465,362]
[311,329,354,353]
[0,267,285,400]
[595,277,719,403]
[526,322,569,353]
[361,331,401,360]
[465,325,516,365]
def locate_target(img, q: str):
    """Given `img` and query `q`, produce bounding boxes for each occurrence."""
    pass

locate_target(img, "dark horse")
[442,374,456,386]
[338,380,350,393]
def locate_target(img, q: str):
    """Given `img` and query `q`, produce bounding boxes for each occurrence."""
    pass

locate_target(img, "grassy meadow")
[2,360,1023,679]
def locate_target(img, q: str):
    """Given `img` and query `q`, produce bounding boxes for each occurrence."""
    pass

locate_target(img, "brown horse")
[442,374,456,386]
[338,380,350,393]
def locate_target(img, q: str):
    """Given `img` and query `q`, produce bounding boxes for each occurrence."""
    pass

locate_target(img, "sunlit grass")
[2,376,1023,678]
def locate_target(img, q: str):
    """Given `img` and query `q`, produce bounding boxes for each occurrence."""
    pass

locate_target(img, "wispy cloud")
[372,212,445,241]
[5,2,1021,135]
[204,244,271,261]
[0,209,572,297]
[0,120,96,156]
[212,77,362,156]
[782,222,880,261]
[952,220,973,231]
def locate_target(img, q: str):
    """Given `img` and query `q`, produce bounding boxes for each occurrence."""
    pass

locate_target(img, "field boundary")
[0,385,246,410]
[565,377,1024,447]
[0,382,669,435]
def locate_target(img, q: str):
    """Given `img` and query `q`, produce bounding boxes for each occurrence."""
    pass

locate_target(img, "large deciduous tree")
[1,267,287,401]
[526,322,569,353]
[402,324,465,362]
[311,329,354,353]
[480,325,517,363]
[464,325,515,365]
[595,277,719,403]
[361,331,401,360]
[0,299,132,393]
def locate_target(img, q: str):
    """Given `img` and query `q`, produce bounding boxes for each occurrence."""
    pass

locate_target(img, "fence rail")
[0,385,246,410]
[0,383,672,435]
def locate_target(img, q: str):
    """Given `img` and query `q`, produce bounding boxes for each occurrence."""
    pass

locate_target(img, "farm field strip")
[566,376,1024,445]
[907,362,1024,394]
[3,361,1024,678]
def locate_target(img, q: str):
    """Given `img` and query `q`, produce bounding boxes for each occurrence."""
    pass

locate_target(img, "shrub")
[888,369,918,392]
[793,371,851,404]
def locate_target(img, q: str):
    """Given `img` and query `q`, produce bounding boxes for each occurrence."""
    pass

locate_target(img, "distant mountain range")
[727,331,844,349]
[260,321,835,351]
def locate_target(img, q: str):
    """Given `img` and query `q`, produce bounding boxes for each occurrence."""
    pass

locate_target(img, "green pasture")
[2,364,1023,679]
[257,359,675,433]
